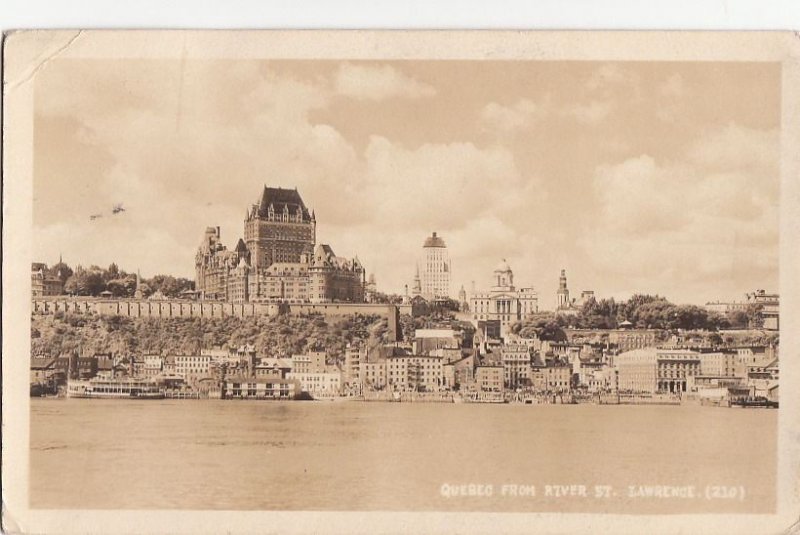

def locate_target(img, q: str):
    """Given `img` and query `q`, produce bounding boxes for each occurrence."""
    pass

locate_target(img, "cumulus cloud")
[334,63,436,101]
[581,123,779,302]
[480,99,547,133]
[32,59,779,302]
[564,100,613,124]
[33,59,538,291]
[480,94,612,133]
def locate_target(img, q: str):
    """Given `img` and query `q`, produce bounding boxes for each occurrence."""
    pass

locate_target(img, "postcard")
[3,30,800,534]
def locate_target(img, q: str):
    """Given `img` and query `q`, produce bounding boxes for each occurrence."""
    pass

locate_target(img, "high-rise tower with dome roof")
[420,231,451,300]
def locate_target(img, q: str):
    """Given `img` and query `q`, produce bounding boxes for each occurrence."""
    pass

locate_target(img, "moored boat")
[67,377,164,399]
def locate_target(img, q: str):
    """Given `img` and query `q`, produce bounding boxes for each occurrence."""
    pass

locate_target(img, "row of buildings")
[31,321,778,403]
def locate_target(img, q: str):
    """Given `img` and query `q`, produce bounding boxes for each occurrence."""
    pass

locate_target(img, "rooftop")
[423,232,447,248]
[255,186,312,221]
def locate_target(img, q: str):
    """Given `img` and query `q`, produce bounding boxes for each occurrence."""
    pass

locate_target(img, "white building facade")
[420,232,451,300]
[470,260,539,336]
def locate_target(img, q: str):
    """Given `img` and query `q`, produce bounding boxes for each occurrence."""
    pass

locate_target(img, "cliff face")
[30,312,388,362]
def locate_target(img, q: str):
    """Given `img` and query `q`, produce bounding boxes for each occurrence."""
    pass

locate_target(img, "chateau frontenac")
[195,186,365,303]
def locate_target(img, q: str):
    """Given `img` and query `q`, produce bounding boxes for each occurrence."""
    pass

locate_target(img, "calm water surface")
[30,399,776,513]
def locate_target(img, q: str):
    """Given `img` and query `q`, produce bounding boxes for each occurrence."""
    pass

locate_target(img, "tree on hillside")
[64,270,106,296]
[512,311,567,341]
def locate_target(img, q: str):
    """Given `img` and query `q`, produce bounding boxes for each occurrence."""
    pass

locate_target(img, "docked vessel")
[66,377,164,399]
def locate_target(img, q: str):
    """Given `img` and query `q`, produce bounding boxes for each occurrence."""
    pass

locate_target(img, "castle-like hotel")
[195,186,366,304]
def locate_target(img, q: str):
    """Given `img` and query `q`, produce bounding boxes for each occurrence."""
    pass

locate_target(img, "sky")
[33,59,780,306]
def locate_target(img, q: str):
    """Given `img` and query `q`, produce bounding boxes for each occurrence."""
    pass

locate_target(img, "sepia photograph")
[3,29,800,534]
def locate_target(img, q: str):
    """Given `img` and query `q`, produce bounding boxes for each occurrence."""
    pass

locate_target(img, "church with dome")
[469,259,539,335]
[194,186,365,304]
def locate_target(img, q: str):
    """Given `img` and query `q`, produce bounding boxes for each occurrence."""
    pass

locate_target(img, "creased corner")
[1,498,25,535]
[4,30,85,93]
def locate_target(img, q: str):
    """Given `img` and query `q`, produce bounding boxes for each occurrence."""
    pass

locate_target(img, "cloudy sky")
[33,59,779,306]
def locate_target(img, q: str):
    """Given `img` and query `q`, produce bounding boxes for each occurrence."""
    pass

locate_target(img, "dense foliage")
[31,312,387,362]
[512,294,768,340]
[47,261,194,298]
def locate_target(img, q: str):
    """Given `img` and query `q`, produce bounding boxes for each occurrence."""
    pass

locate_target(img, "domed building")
[470,259,538,336]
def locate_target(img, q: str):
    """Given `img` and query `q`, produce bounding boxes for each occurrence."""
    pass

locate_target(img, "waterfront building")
[134,355,164,378]
[173,355,212,384]
[419,232,451,300]
[442,353,476,391]
[30,358,59,384]
[291,351,327,374]
[475,364,503,393]
[362,360,388,389]
[470,260,538,336]
[386,353,444,392]
[698,350,741,378]
[343,343,362,386]
[287,367,342,397]
[195,186,365,304]
[221,376,298,400]
[651,348,701,394]
[734,345,777,368]
[255,357,293,378]
[615,348,701,394]
[747,358,779,397]
[501,344,531,390]
[530,364,573,393]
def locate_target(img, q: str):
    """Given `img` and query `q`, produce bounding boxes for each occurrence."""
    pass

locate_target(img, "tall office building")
[420,232,451,300]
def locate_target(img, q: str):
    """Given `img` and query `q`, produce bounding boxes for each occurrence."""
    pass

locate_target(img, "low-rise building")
[616,348,701,394]
[174,354,212,383]
[287,367,342,396]
[221,376,298,400]
[530,365,572,393]
[30,357,59,384]
[698,350,740,378]
[31,262,64,297]
[475,364,503,393]
[362,360,388,390]
[291,351,327,374]
[442,353,477,391]
[386,354,444,392]
[501,344,531,390]
[413,329,462,353]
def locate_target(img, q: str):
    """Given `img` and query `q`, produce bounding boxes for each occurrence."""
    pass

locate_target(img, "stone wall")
[32,297,415,319]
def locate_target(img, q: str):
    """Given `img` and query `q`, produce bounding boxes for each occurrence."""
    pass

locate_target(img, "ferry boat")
[67,377,164,399]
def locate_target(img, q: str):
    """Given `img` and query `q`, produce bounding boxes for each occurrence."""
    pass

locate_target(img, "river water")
[30,399,776,513]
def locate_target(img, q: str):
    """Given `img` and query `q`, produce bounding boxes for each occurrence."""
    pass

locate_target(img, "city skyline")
[33,60,779,304]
